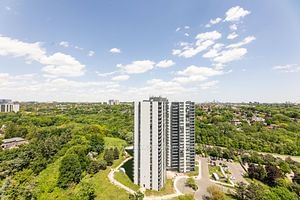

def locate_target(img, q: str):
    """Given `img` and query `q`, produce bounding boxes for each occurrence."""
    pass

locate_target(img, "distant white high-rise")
[108,99,120,105]
[0,99,19,113]
[134,97,195,191]
[134,97,168,190]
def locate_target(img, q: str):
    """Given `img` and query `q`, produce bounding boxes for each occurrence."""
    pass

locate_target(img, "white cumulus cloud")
[156,60,175,68]
[174,65,224,84]
[59,41,69,48]
[111,75,130,81]
[210,17,222,24]
[88,50,95,57]
[227,32,238,40]
[117,60,155,74]
[199,80,219,89]
[40,53,85,77]
[178,65,223,77]
[196,31,222,42]
[110,48,121,53]
[177,40,215,58]
[230,24,238,31]
[0,36,85,77]
[214,48,247,64]
[0,36,46,61]
[173,31,221,58]
[273,64,300,73]
[227,36,256,48]
[225,6,250,22]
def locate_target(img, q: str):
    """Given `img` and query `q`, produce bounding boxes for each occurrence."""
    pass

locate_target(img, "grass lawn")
[34,157,70,200]
[114,171,140,192]
[114,157,140,191]
[208,165,223,178]
[104,136,127,149]
[83,162,129,200]
[145,178,174,196]
[34,137,130,200]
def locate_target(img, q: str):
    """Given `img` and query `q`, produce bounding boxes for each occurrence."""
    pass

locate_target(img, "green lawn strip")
[104,137,127,149]
[83,165,129,200]
[145,179,174,196]
[34,157,70,200]
[114,171,140,191]
[114,157,139,192]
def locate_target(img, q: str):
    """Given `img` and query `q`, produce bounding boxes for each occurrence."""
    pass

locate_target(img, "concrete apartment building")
[108,99,120,105]
[133,97,168,190]
[134,97,195,190]
[0,99,20,113]
[167,101,195,173]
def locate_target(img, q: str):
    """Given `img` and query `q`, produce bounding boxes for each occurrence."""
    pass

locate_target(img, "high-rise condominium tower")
[134,97,195,190]
[133,97,167,191]
[167,101,195,173]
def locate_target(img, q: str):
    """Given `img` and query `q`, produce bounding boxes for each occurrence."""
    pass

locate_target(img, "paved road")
[176,177,194,195]
[194,157,216,200]
[258,152,300,163]
[205,144,300,163]
[194,157,234,200]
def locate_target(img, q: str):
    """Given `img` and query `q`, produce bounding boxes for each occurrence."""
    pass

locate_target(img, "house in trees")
[1,137,28,149]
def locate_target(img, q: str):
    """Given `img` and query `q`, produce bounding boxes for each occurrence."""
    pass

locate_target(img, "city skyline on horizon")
[1,0,300,103]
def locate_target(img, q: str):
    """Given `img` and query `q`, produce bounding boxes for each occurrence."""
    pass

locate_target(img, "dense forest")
[0,102,299,199]
[0,103,133,199]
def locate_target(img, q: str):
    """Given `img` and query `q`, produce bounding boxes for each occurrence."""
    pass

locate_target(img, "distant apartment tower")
[167,101,195,173]
[108,99,119,105]
[134,97,167,190]
[0,99,20,113]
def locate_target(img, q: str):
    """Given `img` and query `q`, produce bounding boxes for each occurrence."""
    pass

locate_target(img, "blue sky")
[0,0,300,102]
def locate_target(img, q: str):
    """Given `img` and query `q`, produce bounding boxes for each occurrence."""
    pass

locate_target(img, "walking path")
[107,156,136,195]
[108,156,184,199]
[109,155,240,200]
[144,175,185,199]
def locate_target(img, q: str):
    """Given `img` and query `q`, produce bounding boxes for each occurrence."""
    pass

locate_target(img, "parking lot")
[208,158,247,184]
[226,161,247,184]
[175,157,248,199]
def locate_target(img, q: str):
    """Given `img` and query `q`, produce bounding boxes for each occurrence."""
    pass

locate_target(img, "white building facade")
[0,99,19,113]
[134,98,167,190]
[108,99,120,105]
[134,97,195,190]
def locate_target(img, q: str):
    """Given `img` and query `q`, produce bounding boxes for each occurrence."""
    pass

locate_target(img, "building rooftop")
[2,137,26,144]
[0,99,12,104]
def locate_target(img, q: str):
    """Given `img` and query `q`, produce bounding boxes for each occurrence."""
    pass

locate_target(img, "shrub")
[57,154,82,188]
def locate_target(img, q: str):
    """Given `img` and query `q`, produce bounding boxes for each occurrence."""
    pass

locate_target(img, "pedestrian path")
[108,156,184,200]
[107,157,136,195]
